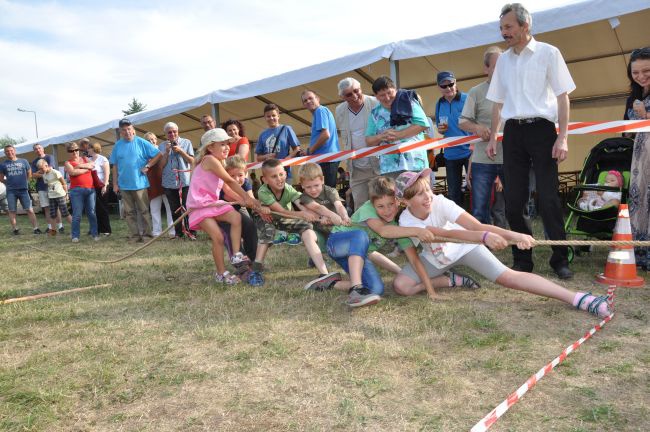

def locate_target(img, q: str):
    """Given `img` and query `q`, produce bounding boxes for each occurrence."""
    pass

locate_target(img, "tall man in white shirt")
[486,3,575,280]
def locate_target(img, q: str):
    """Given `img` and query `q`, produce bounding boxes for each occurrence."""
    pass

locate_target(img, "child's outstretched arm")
[334,201,351,225]
[203,157,260,210]
[453,212,534,250]
[366,218,436,244]
[302,201,344,225]
[403,246,440,300]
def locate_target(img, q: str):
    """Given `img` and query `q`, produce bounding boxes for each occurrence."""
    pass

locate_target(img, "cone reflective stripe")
[595,204,644,287]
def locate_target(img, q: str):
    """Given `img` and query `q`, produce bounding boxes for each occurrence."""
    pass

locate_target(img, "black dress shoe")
[554,266,574,280]
[511,263,533,273]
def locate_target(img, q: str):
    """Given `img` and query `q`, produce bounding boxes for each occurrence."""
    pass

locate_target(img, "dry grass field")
[1,213,648,431]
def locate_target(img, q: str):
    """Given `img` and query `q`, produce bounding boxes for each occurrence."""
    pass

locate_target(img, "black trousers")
[95,187,112,234]
[502,119,568,270]
[164,186,190,237]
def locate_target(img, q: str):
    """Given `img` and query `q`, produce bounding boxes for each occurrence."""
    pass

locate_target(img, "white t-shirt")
[487,38,575,122]
[399,194,478,268]
[349,107,370,168]
[93,154,109,184]
[43,169,66,198]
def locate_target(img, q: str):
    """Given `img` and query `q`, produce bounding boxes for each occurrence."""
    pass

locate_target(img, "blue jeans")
[70,187,98,239]
[445,157,469,207]
[471,163,504,224]
[320,162,340,189]
[326,230,384,295]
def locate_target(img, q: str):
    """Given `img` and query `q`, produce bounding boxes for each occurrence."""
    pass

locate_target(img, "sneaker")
[346,286,381,308]
[247,270,264,286]
[58,226,65,234]
[48,228,57,237]
[230,252,250,266]
[12,228,20,235]
[304,272,341,291]
[33,228,43,234]
[215,271,239,285]
[93,236,100,242]
[287,233,302,246]
[273,232,288,245]
[71,238,80,243]
[103,232,111,237]
[449,271,481,289]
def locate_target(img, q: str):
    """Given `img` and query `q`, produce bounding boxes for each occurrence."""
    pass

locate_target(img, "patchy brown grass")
[0,213,648,431]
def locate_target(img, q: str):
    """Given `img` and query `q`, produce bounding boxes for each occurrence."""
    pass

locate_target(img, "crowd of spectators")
[1,2,647,282]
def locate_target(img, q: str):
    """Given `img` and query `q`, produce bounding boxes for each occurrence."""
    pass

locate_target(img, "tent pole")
[212,103,220,125]
[390,60,400,88]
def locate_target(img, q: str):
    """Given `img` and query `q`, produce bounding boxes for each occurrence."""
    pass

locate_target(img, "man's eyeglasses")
[343,88,361,98]
[439,82,455,89]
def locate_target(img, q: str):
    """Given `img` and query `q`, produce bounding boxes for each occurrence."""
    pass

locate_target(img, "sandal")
[449,271,481,289]
[575,292,611,318]
[215,271,240,285]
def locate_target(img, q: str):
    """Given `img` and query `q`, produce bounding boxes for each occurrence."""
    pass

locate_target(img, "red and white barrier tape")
[471,287,617,432]
[246,119,650,171]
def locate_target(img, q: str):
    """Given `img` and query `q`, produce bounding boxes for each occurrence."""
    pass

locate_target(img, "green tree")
[122,98,147,116]
[0,134,26,149]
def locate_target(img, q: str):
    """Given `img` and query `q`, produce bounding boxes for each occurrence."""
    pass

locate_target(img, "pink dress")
[187,160,234,230]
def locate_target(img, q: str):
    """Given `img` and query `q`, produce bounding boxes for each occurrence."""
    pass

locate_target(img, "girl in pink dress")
[188,129,262,284]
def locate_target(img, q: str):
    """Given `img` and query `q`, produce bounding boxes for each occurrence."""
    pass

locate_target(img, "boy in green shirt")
[254,159,340,287]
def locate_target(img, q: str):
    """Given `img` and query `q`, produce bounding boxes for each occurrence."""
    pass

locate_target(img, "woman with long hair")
[221,119,250,161]
[625,47,650,270]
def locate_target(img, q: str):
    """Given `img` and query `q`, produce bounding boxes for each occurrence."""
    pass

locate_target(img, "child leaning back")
[393,169,611,318]
[220,154,262,285]
[304,176,473,308]
[252,158,340,287]
[38,159,72,235]
[186,128,265,284]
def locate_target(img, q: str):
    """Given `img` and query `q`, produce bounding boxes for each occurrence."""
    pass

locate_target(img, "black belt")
[507,117,548,125]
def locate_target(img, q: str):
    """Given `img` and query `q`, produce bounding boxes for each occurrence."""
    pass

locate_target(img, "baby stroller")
[564,137,633,261]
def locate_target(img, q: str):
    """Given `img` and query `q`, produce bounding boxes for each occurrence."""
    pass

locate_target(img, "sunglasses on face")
[439,82,455,89]
[68,149,79,153]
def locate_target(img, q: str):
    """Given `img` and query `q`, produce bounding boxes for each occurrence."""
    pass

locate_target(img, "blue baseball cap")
[436,71,455,84]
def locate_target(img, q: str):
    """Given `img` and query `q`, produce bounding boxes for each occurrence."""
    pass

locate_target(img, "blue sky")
[0,0,581,142]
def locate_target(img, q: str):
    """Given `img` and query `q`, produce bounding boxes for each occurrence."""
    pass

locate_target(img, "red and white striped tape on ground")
[246,119,650,171]
[470,287,617,432]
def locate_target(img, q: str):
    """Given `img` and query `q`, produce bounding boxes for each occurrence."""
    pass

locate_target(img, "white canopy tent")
[4,0,649,173]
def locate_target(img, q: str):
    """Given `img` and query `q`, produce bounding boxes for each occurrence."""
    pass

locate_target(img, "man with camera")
[159,121,195,239]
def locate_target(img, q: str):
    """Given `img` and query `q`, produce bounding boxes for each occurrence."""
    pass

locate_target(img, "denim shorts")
[6,189,32,212]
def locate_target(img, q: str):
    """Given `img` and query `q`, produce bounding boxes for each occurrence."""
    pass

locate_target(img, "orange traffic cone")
[595,204,645,287]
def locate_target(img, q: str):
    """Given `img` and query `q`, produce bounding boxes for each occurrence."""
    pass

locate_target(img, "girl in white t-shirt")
[392,169,611,318]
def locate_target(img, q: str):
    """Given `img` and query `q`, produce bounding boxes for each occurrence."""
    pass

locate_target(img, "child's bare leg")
[199,218,226,274]
[393,273,452,296]
[255,243,271,263]
[333,255,364,292]
[496,269,574,303]
[369,251,401,274]
[302,229,328,274]
[216,210,242,255]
